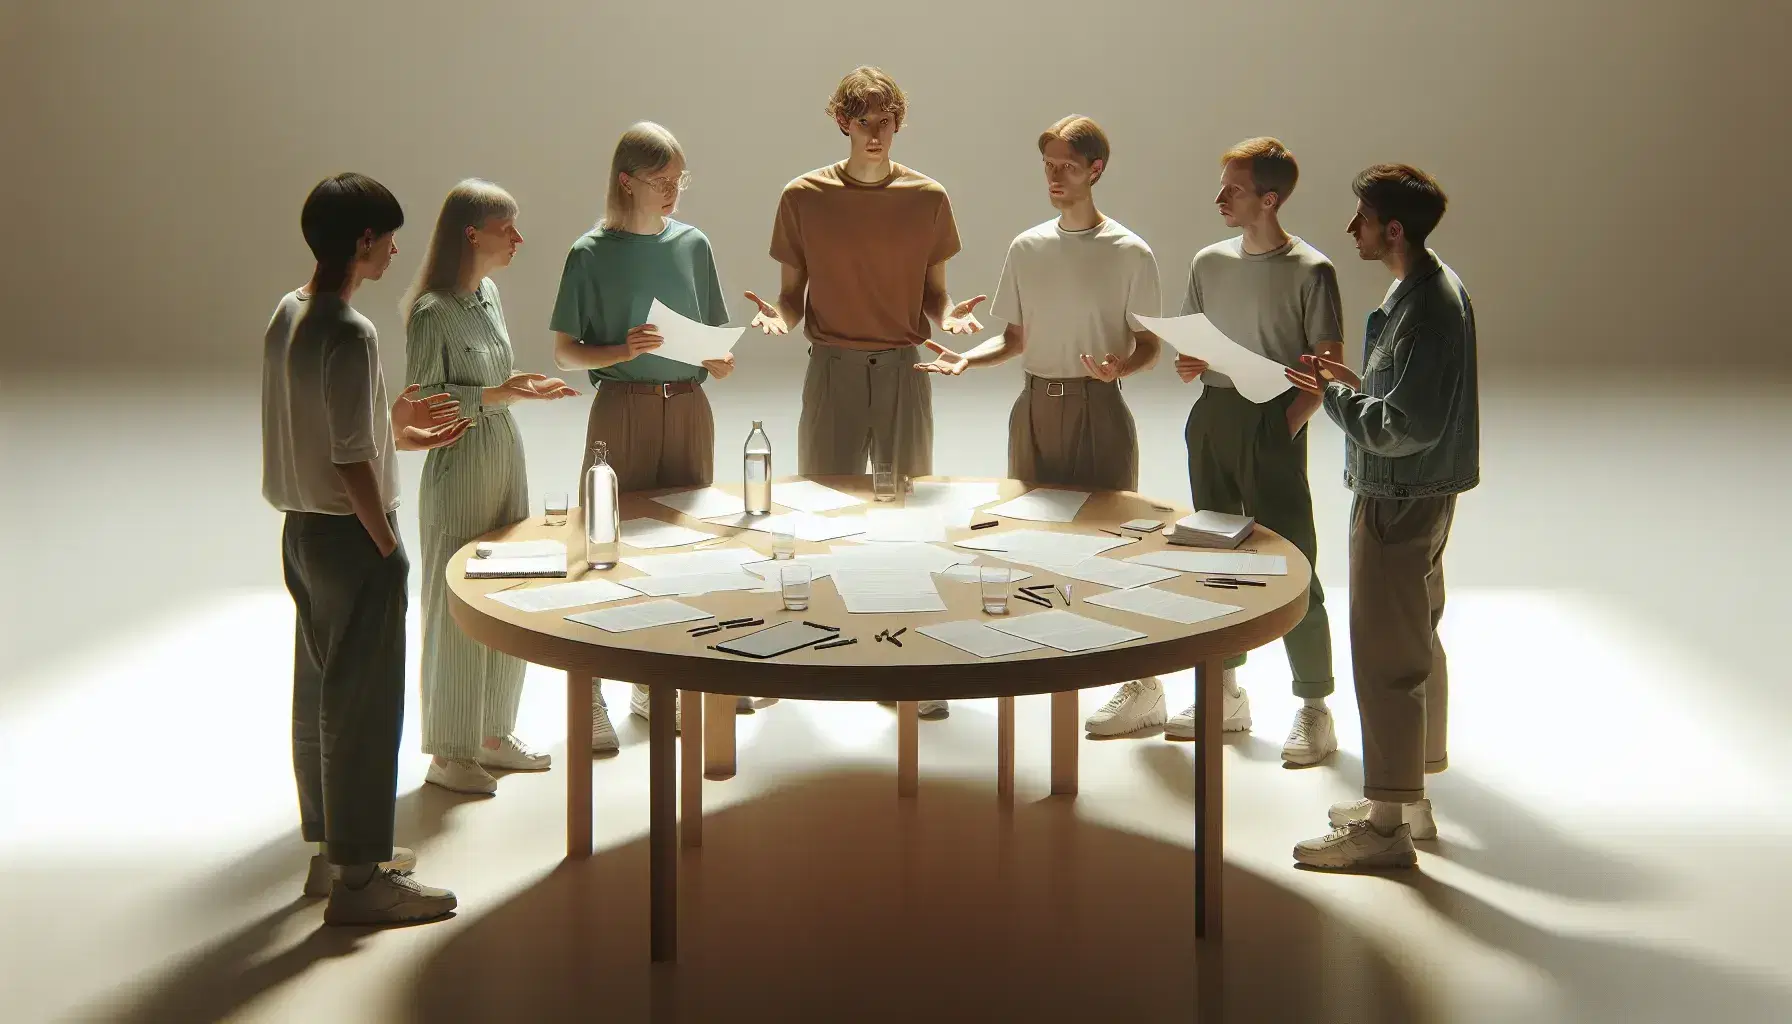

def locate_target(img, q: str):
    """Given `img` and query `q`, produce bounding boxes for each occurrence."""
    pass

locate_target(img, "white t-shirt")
[261,289,400,515]
[989,216,1162,379]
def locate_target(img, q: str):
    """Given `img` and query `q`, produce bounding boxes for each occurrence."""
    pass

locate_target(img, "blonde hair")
[1038,115,1111,179]
[1220,137,1299,206]
[401,178,517,321]
[601,122,684,231]
[825,66,908,132]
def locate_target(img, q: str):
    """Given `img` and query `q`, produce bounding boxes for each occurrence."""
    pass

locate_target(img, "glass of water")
[771,522,795,560]
[544,491,569,527]
[780,563,813,611]
[872,461,898,503]
[980,565,1012,615]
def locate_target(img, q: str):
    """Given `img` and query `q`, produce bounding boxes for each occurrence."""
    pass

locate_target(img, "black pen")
[815,637,857,650]
[691,624,723,636]
[1100,528,1124,537]
[887,635,903,647]
[1015,591,1052,608]
[1019,583,1054,592]
[803,620,839,631]
[889,627,906,640]
[970,520,999,530]
[717,616,755,627]
[1206,577,1266,587]
[728,618,765,628]
[1202,582,1239,590]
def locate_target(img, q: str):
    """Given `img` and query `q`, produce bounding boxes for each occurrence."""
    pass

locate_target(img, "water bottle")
[743,421,772,516]
[583,440,620,569]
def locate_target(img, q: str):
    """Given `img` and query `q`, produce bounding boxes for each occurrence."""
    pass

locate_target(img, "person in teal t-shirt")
[550,121,747,742]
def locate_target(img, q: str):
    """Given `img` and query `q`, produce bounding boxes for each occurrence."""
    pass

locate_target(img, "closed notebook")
[1163,510,1254,549]
[464,548,569,578]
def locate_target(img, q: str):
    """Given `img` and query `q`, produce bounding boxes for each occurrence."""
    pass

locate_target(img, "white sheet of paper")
[644,298,745,368]
[830,542,972,573]
[1124,551,1289,575]
[487,578,641,612]
[917,619,1045,658]
[862,508,949,543]
[831,569,947,614]
[741,553,836,583]
[619,518,717,549]
[619,571,769,597]
[935,564,1033,584]
[567,599,713,632]
[1176,510,1254,536]
[772,479,864,513]
[1084,586,1243,625]
[986,609,1147,653]
[955,529,1133,567]
[1056,556,1180,590]
[464,552,568,578]
[1130,312,1293,403]
[984,488,1091,523]
[621,547,764,576]
[706,511,869,542]
[651,487,745,520]
[905,480,1005,513]
[475,539,565,559]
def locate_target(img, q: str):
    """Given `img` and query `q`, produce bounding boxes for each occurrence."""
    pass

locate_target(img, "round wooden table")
[447,475,1309,962]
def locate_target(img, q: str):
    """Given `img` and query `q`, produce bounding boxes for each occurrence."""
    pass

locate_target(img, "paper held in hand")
[1130,312,1292,403]
[644,298,745,368]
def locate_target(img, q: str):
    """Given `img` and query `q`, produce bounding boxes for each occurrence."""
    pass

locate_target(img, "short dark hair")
[1351,164,1447,247]
[301,173,404,292]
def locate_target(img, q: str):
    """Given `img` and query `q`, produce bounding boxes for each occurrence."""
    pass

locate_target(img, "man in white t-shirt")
[261,172,470,926]
[920,115,1162,726]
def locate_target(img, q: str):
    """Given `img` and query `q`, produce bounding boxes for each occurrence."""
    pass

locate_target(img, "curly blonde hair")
[825,66,908,133]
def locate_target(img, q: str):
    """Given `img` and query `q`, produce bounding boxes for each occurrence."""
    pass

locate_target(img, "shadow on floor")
[401,770,1428,1024]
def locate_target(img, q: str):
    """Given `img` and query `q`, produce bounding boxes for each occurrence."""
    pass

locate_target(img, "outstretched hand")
[1285,353,1361,395]
[744,291,788,336]
[941,294,986,336]
[402,416,473,451]
[1081,352,1123,382]
[392,383,461,432]
[915,339,969,376]
[500,371,580,401]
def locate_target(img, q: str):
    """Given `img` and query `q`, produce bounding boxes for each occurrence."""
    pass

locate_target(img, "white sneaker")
[591,690,619,754]
[323,868,458,926]
[1164,678,1251,739]
[1293,818,1417,870]
[631,686,680,733]
[477,734,551,772]
[425,758,497,795]
[1328,797,1437,840]
[303,846,415,898]
[918,700,949,718]
[1280,705,1338,765]
[1084,678,1167,736]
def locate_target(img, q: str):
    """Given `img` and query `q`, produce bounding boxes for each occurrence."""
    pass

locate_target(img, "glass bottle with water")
[583,440,620,569]
[743,421,772,516]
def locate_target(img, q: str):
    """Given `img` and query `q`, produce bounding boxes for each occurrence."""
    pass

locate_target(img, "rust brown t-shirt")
[769,161,961,351]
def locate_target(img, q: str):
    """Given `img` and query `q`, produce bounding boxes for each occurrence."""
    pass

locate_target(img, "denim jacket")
[1321,250,1479,499]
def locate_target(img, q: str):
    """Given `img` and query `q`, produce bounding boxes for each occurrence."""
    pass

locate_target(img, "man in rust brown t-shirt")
[746,66,985,482]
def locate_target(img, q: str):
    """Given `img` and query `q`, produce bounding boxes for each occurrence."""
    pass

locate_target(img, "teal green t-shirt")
[548,219,731,386]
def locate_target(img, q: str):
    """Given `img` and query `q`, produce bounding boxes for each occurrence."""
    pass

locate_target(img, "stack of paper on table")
[772,479,863,513]
[641,298,745,368]
[619,518,717,549]
[650,486,745,520]
[1084,586,1242,625]
[487,578,640,612]
[917,620,1045,658]
[985,610,1147,652]
[567,599,713,632]
[1124,551,1289,576]
[1163,510,1255,549]
[1128,311,1293,403]
[983,488,1091,523]
[465,543,568,578]
[619,572,769,598]
[831,569,947,613]
[475,539,564,559]
[621,547,764,576]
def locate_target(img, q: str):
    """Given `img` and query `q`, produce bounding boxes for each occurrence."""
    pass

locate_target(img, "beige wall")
[3,0,1787,378]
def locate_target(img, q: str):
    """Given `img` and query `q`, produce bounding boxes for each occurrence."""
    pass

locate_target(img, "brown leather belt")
[604,381,698,398]
[1027,374,1114,397]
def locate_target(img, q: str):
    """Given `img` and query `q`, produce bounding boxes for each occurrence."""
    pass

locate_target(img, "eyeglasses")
[631,170,692,195]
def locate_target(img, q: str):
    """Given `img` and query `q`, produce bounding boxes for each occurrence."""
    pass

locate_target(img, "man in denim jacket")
[1284,164,1478,870]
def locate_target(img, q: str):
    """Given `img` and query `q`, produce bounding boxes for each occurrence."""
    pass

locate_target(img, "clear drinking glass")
[771,522,795,559]
[780,563,813,611]
[980,565,1012,615]
[872,461,898,502]
[544,491,569,527]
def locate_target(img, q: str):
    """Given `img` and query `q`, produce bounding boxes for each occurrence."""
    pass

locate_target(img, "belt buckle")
[660,383,674,399]
[1046,381,1065,398]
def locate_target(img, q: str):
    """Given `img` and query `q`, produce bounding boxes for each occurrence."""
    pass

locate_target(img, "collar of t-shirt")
[1235,235,1298,261]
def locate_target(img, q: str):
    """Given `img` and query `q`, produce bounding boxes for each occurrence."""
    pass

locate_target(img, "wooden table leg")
[703,693,736,780]
[649,684,677,962]
[1050,690,1079,796]
[681,689,703,850]
[897,701,919,797]
[566,672,593,860]
[996,695,1015,807]
[1195,658,1225,940]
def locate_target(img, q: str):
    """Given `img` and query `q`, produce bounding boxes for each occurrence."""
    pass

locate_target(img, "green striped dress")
[406,279,530,759]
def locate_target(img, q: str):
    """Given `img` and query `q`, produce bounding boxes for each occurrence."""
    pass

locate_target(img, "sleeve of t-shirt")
[928,191,962,266]
[697,235,730,327]
[1179,257,1203,316]
[322,329,380,465]
[1304,261,1345,350]
[1130,246,1163,318]
[769,188,805,271]
[548,246,598,341]
[989,239,1023,326]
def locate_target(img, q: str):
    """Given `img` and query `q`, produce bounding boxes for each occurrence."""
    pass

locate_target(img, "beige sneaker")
[1328,797,1437,840]
[323,868,457,926]
[592,688,619,754]
[1084,678,1167,736]
[303,846,415,899]
[477,734,551,772]
[1293,819,1417,871]
[426,758,497,795]
[1165,679,1251,739]
[1281,706,1338,766]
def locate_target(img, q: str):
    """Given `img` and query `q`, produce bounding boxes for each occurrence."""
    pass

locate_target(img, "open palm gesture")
[915,339,969,376]
[744,291,788,335]
[942,294,986,335]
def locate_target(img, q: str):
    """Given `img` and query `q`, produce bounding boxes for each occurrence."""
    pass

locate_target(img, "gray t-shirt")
[261,289,399,515]
[1180,235,1343,387]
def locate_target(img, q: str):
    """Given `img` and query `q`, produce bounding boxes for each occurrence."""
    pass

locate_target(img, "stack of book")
[1163,511,1255,549]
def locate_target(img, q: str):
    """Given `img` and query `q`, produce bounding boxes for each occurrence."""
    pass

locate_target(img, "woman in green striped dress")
[404,179,580,796]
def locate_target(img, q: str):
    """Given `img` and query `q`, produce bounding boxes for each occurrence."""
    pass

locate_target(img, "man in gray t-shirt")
[1149,138,1344,767]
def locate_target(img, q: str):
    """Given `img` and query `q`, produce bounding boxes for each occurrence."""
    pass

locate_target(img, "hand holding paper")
[1131,312,1292,403]
[644,298,746,368]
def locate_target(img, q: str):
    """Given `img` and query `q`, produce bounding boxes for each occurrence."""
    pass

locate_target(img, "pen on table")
[493,581,529,593]
[889,627,907,640]
[803,621,839,631]
[727,618,765,629]
[1205,577,1266,587]
[1015,591,1052,609]
[815,637,857,650]
[717,616,755,627]
[970,520,999,530]
[1099,528,1125,537]
[1201,582,1240,590]
[690,624,723,636]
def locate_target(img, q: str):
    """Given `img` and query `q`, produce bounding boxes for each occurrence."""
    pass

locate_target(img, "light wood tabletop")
[445,475,1309,962]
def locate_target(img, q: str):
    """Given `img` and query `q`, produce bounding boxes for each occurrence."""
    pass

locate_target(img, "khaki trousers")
[579,382,715,493]
[798,344,933,478]
[1007,375,1138,491]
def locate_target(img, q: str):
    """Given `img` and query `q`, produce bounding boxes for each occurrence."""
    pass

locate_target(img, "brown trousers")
[797,344,933,479]
[578,382,715,492]
[1006,375,1138,491]
[1350,493,1457,803]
